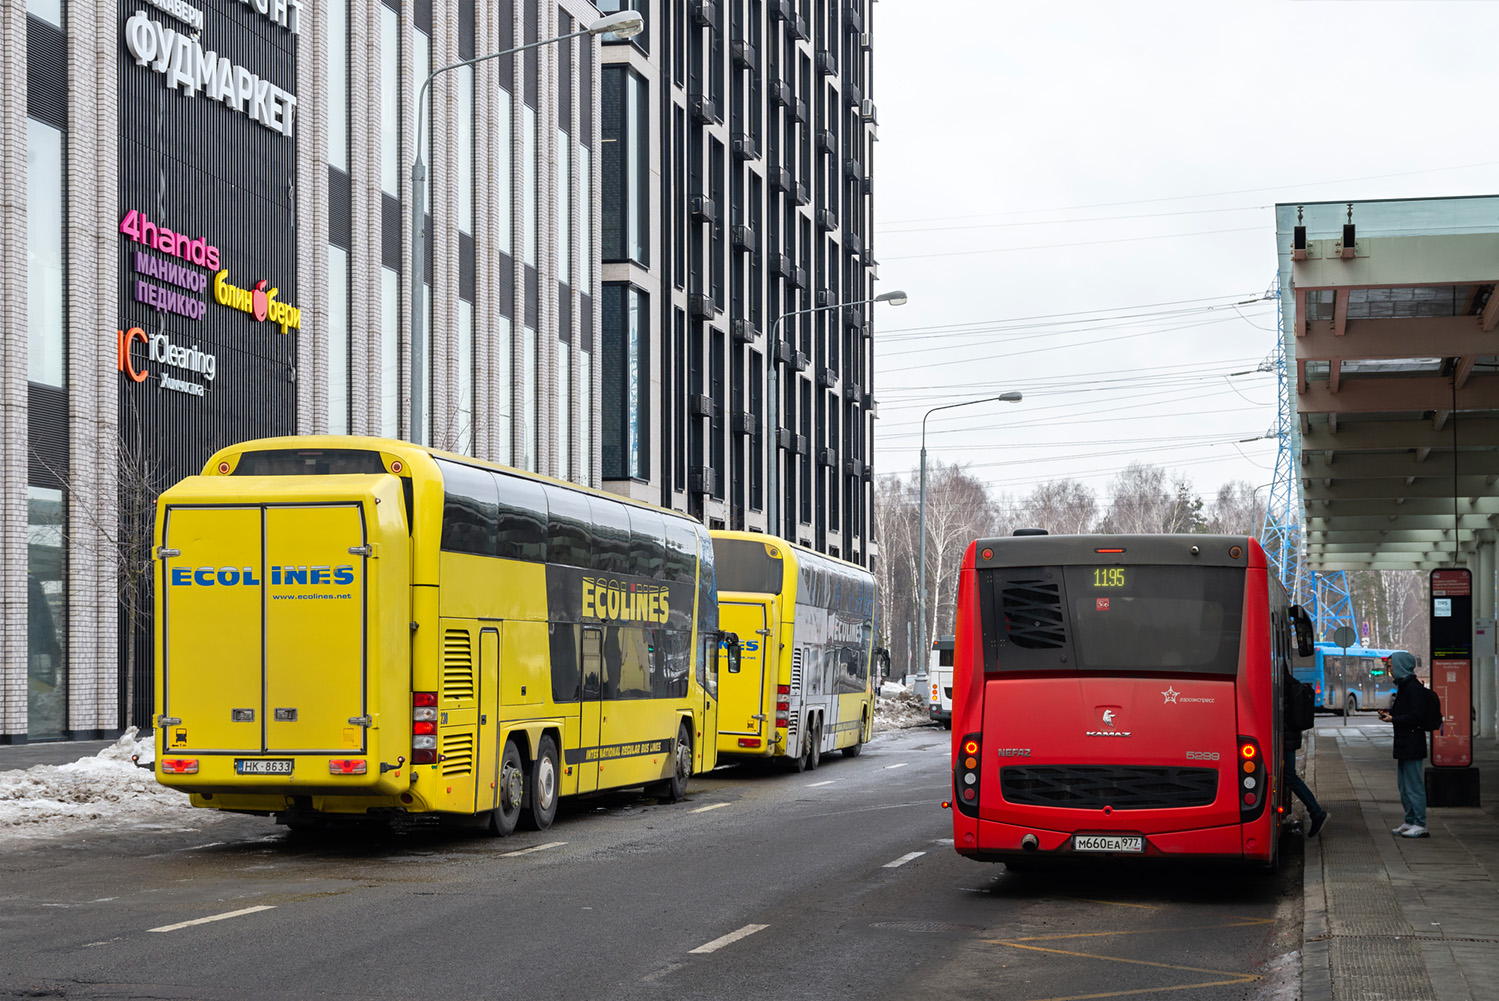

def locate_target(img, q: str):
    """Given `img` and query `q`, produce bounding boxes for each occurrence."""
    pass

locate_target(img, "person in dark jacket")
[1282,670,1328,837]
[1376,651,1428,838]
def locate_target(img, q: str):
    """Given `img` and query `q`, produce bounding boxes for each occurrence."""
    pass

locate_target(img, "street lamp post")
[408,9,644,445]
[766,289,907,538]
[915,391,1022,689]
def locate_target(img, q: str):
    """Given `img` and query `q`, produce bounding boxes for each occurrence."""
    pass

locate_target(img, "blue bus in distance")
[1293,642,1416,716]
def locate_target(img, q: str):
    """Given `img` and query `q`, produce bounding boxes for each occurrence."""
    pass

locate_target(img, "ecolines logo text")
[169,565,354,586]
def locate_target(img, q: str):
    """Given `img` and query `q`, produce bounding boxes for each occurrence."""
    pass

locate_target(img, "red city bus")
[949,532,1296,869]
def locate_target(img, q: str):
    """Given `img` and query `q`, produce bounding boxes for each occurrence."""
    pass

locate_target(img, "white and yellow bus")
[152,436,731,834]
[710,531,877,769]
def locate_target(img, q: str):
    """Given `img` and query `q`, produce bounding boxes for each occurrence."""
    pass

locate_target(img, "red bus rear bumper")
[954,814,1276,863]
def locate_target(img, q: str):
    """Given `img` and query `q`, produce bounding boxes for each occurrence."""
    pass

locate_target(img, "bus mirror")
[1290,605,1315,658]
[719,631,742,674]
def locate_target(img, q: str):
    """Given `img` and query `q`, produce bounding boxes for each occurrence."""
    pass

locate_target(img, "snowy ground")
[0,728,208,844]
[874,684,935,731]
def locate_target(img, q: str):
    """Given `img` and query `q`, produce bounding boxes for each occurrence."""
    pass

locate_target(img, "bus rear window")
[713,539,784,594]
[979,565,1245,676]
[230,449,388,476]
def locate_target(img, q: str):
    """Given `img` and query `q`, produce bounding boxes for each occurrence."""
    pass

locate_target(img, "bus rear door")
[717,600,771,754]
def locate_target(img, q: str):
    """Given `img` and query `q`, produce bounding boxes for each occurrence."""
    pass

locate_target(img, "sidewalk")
[1302,717,1499,1001]
[0,738,121,771]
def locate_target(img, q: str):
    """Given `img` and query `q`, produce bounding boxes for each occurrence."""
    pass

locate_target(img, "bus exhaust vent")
[440,730,474,777]
[791,648,803,694]
[1000,765,1218,811]
[443,630,476,703]
[1000,580,1067,649]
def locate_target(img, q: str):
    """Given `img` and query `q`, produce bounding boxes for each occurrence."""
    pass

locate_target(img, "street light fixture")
[915,390,1023,687]
[408,9,645,445]
[765,290,908,538]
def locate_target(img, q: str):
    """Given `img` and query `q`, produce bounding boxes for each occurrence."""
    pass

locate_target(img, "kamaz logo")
[169,565,355,586]
[1085,730,1133,737]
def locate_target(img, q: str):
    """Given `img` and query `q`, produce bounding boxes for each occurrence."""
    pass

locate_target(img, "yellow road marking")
[1002,916,1274,943]
[1064,898,1165,910]
[992,940,1255,979]
[1015,976,1258,1001]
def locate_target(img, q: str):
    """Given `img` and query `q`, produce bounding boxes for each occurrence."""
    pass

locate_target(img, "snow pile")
[0,728,203,842]
[874,686,932,731]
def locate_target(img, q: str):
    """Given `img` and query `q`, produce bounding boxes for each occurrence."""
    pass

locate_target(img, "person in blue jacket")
[1376,651,1428,838]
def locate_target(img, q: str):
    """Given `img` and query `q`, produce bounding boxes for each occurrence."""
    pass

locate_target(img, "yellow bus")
[152,436,731,835]
[710,531,877,769]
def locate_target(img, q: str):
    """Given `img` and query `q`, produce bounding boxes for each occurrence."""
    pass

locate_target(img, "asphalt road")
[0,726,1303,1001]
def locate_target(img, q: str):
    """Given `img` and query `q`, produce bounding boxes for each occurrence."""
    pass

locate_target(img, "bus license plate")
[1073,834,1143,853]
[235,759,293,775]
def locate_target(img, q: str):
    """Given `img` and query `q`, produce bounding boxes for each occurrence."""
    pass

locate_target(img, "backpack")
[1418,683,1444,732]
[1286,680,1315,732]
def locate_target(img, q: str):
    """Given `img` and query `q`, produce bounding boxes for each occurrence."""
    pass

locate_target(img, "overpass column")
[1478,539,1497,741]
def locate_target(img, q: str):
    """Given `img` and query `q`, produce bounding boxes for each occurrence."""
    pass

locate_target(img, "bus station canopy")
[1276,197,1499,572]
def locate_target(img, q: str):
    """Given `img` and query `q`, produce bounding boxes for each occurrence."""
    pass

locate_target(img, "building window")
[415,26,432,214]
[27,486,66,740]
[381,267,400,437]
[579,348,592,485]
[328,246,350,433]
[27,118,65,388]
[495,314,513,464]
[457,299,474,454]
[328,0,349,171]
[750,349,763,510]
[523,105,538,267]
[556,130,571,283]
[380,5,400,195]
[458,64,475,234]
[602,283,648,480]
[493,87,513,256]
[27,0,61,28]
[523,326,538,471]
[557,341,571,479]
[602,67,648,265]
[578,143,591,290]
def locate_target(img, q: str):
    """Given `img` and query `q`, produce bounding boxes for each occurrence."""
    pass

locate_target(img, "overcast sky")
[871,0,1499,513]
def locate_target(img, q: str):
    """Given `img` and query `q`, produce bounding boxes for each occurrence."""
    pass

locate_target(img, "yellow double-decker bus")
[710,531,877,769]
[152,436,730,834]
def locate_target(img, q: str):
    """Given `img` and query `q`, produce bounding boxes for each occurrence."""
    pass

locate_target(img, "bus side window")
[588,497,632,576]
[661,518,697,585]
[581,627,603,699]
[627,507,668,579]
[549,623,580,702]
[545,486,593,567]
[436,459,498,556]
[494,472,548,562]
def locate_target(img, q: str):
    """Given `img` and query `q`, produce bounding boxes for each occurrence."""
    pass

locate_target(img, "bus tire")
[788,729,809,773]
[524,735,560,831]
[942,719,953,730]
[806,718,822,771]
[843,716,867,757]
[650,722,694,803]
[487,739,524,837]
[1346,695,1358,716]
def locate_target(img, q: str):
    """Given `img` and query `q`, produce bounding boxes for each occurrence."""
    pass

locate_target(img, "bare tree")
[1022,479,1098,535]
[1205,480,1266,536]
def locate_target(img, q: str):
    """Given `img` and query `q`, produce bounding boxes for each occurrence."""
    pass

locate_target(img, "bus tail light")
[160,758,199,774]
[738,738,762,748]
[954,733,982,819]
[328,759,367,775]
[777,684,790,695]
[775,712,788,729]
[412,692,439,764]
[932,683,940,702]
[1238,735,1267,822]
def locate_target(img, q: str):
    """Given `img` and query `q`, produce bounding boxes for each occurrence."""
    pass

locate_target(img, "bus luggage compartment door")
[264,504,369,754]
[717,601,770,739]
[160,507,265,753]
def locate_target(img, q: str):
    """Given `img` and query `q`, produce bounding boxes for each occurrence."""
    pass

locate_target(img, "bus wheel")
[524,735,560,831]
[806,718,822,771]
[842,715,867,758]
[1346,695,1358,716]
[651,722,694,803]
[487,740,524,837]
[942,719,953,730]
[788,730,809,773]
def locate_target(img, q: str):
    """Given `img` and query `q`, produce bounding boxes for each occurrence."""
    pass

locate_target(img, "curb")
[1301,732,1333,1001]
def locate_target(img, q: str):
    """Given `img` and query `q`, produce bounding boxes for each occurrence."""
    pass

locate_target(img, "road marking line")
[884,762,908,770]
[689,923,769,954]
[807,780,834,787]
[148,905,276,933]
[933,838,955,845]
[691,802,730,814]
[883,851,926,868]
[641,962,685,983]
[501,841,567,857]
